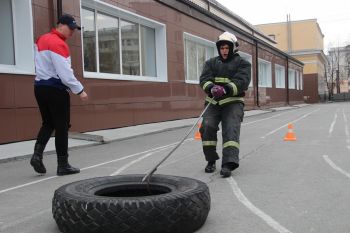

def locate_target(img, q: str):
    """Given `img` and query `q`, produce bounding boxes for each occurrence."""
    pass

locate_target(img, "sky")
[216,0,350,51]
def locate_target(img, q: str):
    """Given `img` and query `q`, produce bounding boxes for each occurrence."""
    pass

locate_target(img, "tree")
[326,47,337,97]
[327,45,350,94]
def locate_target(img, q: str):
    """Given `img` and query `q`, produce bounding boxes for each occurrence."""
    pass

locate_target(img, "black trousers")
[200,102,244,167]
[34,86,70,157]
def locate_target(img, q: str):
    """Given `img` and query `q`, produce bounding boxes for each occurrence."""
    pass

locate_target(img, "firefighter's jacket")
[200,53,251,106]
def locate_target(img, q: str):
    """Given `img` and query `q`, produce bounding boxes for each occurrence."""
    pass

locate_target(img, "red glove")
[211,85,226,98]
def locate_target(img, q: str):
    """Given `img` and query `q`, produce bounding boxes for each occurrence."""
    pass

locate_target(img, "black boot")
[30,143,46,174]
[205,161,216,173]
[220,165,231,177]
[57,155,80,176]
[220,162,239,178]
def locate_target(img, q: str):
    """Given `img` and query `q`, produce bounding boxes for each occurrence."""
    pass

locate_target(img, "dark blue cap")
[57,14,81,30]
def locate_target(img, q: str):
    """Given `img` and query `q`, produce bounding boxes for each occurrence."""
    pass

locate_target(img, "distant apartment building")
[255,19,328,103]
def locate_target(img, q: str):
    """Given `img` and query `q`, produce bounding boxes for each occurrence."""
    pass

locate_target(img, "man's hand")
[210,85,226,98]
[79,91,88,101]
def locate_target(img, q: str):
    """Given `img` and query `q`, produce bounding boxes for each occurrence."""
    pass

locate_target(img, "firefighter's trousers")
[200,102,244,168]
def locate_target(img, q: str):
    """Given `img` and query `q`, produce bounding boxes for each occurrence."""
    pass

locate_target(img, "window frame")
[0,0,35,75]
[183,32,216,84]
[258,58,272,88]
[275,64,285,88]
[81,0,167,82]
[288,68,296,89]
[296,70,300,90]
[238,51,253,87]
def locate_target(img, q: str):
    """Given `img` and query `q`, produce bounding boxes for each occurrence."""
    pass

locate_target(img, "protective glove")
[210,85,226,98]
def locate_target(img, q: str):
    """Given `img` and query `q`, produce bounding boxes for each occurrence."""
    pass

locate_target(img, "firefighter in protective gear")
[199,31,251,177]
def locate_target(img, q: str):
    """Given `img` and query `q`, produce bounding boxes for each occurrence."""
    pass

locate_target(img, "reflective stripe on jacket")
[200,53,251,106]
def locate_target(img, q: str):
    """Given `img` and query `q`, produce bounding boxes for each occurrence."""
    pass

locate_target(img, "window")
[184,33,216,84]
[81,0,166,82]
[288,69,296,89]
[296,70,300,90]
[258,59,272,87]
[141,25,156,77]
[268,34,276,40]
[1,0,14,65]
[98,12,120,74]
[275,64,285,88]
[295,70,303,90]
[0,0,34,74]
[82,8,96,72]
[238,52,253,87]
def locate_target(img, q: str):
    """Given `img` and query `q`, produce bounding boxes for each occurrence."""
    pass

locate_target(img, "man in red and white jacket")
[31,14,88,176]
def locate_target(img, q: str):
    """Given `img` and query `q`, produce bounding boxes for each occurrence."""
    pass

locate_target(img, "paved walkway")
[0,104,310,162]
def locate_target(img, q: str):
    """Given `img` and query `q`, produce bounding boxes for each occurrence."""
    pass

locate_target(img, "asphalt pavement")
[5,102,350,233]
[0,104,308,163]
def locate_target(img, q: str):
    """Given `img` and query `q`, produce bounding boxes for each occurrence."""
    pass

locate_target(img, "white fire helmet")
[217,31,238,45]
[216,31,239,58]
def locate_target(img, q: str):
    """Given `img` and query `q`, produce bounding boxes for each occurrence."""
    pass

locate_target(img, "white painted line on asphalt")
[110,147,201,176]
[158,150,202,169]
[323,155,350,178]
[261,109,319,139]
[110,152,154,176]
[81,142,178,171]
[343,108,348,123]
[227,177,292,233]
[110,139,196,176]
[0,140,190,195]
[0,176,57,194]
[242,113,284,126]
[342,109,349,137]
[328,112,338,137]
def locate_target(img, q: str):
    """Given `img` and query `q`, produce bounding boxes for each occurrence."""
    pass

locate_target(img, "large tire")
[52,174,210,233]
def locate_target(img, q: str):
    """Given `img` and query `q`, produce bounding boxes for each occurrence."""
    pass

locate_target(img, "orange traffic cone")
[195,123,202,140]
[284,123,296,141]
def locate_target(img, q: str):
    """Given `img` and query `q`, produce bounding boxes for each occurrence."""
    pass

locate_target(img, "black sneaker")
[205,161,216,173]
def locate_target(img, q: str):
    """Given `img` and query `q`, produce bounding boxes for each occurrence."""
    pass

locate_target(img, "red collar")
[51,28,66,41]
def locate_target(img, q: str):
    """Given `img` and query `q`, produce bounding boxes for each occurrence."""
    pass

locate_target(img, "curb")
[0,104,310,163]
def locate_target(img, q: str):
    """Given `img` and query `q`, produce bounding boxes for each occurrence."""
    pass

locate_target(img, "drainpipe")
[287,14,292,53]
[57,0,62,19]
[255,39,259,107]
[48,0,55,27]
[286,57,289,105]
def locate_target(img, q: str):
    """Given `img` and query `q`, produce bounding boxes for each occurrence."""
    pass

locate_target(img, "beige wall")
[290,20,323,51]
[256,19,328,102]
[257,24,289,51]
[256,19,324,52]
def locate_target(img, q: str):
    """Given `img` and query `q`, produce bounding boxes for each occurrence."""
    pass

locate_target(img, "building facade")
[0,0,304,144]
[255,18,328,103]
